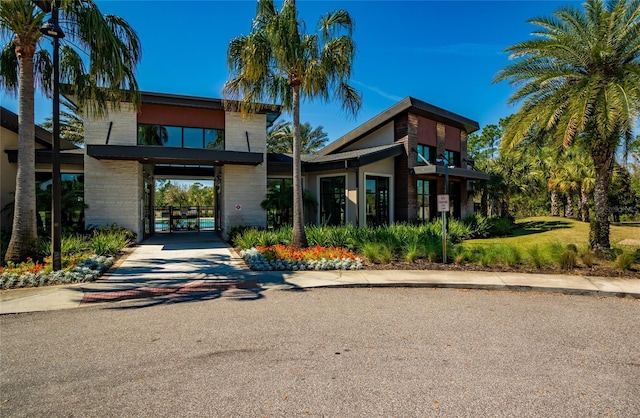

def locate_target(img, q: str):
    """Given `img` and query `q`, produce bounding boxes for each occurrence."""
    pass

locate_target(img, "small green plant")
[579,249,595,268]
[559,250,577,270]
[361,242,383,263]
[526,245,544,268]
[402,240,422,263]
[566,243,578,253]
[90,230,131,256]
[614,253,635,271]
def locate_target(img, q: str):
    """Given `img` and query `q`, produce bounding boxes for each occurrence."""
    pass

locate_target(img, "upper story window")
[444,150,460,167]
[137,124,224,150]
[416,144,435,165]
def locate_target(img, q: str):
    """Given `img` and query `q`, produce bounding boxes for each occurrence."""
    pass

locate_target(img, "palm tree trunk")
[565,193,575,218]
[291,83,308,248]
[5,45,38,263]
[590,145,614,250]
[580,183,590,222]
[550,190,560,216]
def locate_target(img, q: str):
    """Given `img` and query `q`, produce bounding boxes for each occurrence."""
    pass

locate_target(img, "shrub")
[566,243,578,253]
[559,250,577,270]
[402,240,422,263]
[488,217,514,237]
[90,229,131,256]
[227,225,260,246]
[614,253,635,271]
[461,214,492,238]
[526,245,544,268]
[579,249,595,268]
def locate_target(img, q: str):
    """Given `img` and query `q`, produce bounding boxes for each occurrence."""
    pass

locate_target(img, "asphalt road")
[1,288,638,417]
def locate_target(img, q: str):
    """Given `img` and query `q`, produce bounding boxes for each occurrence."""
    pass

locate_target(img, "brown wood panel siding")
[416,116,437,146]
[460,130,468,168]
[445,125,461,152]
[137,103,225,129]
[394,142,409,223]
[436,122,446,157]
[393,112,408,141]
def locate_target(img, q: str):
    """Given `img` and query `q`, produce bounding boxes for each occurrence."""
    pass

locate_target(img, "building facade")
[2,94,487,241]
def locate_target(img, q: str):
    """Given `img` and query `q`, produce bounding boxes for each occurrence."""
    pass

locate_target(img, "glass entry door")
[366,176,389,226]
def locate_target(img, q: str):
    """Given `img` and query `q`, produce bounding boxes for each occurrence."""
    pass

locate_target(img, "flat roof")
[87,144,263,166]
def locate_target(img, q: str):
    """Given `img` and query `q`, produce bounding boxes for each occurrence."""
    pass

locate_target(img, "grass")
[465,216,639,248]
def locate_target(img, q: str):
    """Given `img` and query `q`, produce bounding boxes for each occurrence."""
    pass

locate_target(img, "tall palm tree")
[267,120,329,154]
[494,0,640,251]
[224,0,361,248]
[0,0,141,263]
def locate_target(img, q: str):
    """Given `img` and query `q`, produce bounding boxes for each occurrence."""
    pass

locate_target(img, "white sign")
[437,194,450,212]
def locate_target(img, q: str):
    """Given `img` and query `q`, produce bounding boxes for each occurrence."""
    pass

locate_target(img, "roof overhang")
[305,144,404,172]
[411,165,490,181]
[319,97,480,156]
[86,145,263,166]
[5,149,84,166]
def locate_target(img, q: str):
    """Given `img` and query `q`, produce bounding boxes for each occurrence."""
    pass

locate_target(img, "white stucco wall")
[342,122,394,152]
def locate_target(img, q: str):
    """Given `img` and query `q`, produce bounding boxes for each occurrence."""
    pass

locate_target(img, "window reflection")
[137,124,224,150]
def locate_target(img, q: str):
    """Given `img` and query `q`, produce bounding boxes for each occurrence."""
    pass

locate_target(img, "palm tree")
[223,0,361,248]
[267,120,329,154]
[41,97,83,145]
[494,0,640,251]
[0,0,141,263]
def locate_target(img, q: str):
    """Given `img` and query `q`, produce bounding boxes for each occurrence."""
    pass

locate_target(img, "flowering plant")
[241,245,362,271]
[256,244,358,262]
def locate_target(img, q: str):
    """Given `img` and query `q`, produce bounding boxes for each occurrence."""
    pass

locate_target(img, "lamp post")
[40,3,65,271]
[436,154,450,263]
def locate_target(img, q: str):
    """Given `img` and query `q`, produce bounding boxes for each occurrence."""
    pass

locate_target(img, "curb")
[265,281,640,299]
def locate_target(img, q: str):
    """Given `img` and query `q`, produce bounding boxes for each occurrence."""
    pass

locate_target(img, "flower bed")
[241,245,362,271]
[0,254,114,290]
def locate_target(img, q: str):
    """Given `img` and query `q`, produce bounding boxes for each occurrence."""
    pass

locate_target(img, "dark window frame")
[319,175,346,226]
[137,124,225,150]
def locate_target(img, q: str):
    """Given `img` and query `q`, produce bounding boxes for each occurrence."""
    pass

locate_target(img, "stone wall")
[220,112,267,238]
[83,104,143,240]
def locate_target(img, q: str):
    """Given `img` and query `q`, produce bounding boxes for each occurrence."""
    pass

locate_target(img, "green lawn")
[465,216,639,249]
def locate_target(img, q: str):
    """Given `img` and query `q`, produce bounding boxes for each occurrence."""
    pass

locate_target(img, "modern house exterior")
[2,93,488,241]
[267,97,489,228]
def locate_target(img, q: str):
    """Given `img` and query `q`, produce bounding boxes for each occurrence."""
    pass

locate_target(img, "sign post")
[437,194,450,264]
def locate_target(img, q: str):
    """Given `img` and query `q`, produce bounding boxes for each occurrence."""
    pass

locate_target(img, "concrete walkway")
[1,232,639,314]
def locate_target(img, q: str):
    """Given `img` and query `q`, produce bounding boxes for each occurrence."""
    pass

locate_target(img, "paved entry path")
[80,232,259,305]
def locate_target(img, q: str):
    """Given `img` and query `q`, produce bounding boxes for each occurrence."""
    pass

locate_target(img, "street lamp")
[436,154,450,263]
[40,4,65,271]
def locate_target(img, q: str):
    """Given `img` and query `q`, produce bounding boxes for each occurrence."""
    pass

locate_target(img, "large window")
[320,176,346,226]
[417,179,434,222]
[137,124,224,150]
[366,175,390,226]
[265,178,294,229]
[416,144,435,165]
[35,173,84,234]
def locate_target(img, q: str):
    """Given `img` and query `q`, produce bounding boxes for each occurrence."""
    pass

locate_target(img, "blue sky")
[1,0,585,142]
